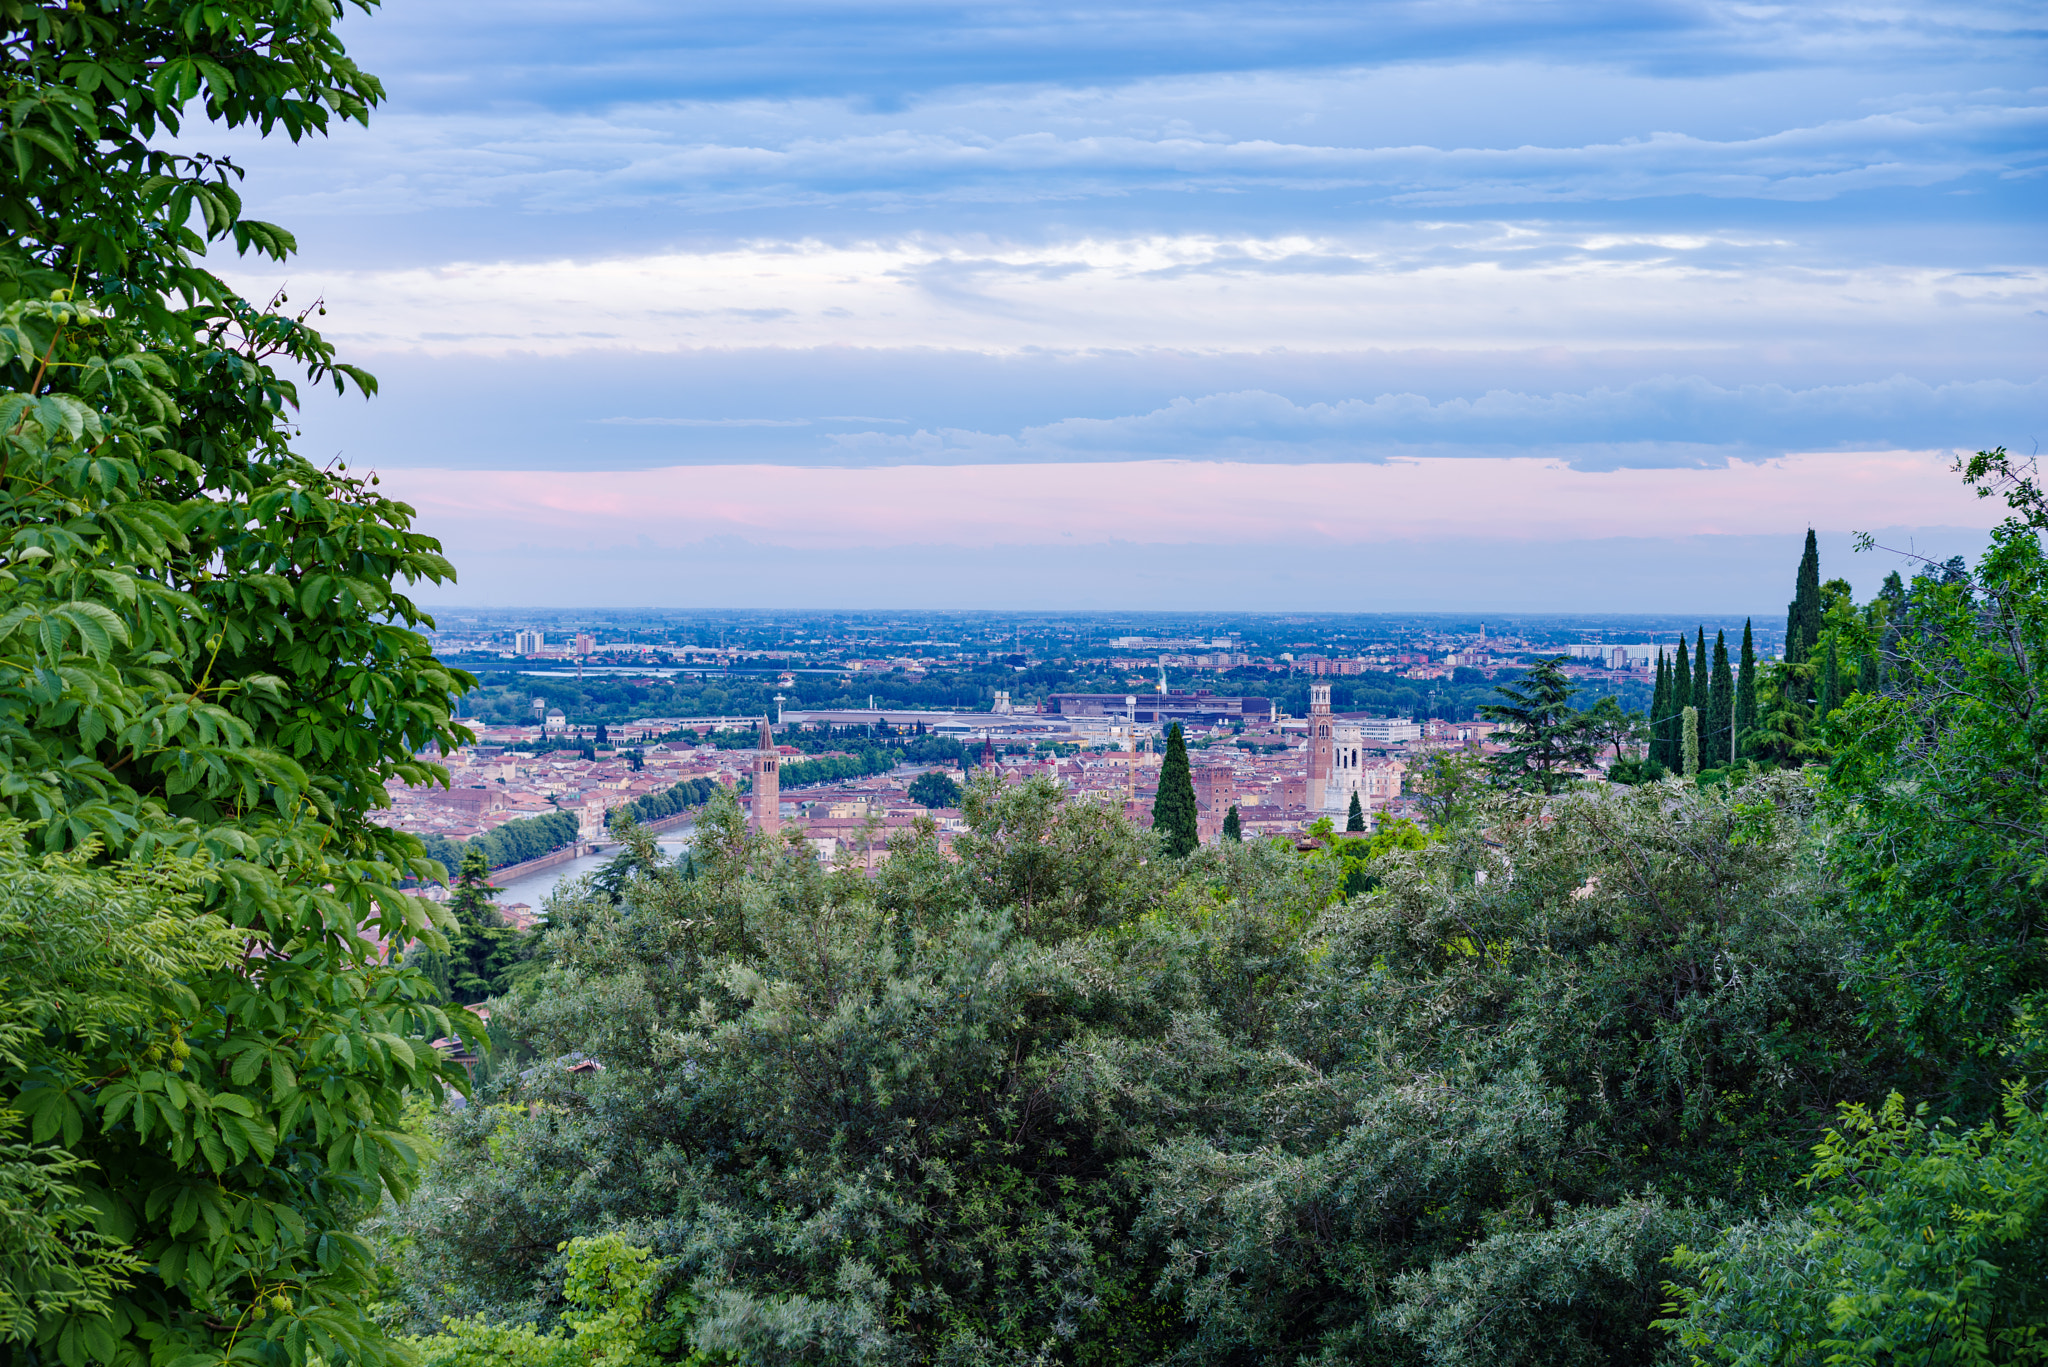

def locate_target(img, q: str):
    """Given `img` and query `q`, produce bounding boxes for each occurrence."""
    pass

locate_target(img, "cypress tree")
[1649,652,1672,770]
[1709,630,1734,768]
[1346,791,1366,832]
[1683,705,1700,779]
[1788,528,1822,663]
[1736,619,1758,759]
[1222,804,1242,841]
[1673,635,1693,722]
[1152,722,1200,856]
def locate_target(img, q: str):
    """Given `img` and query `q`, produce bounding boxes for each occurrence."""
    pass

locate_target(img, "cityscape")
[381,611,1768,902]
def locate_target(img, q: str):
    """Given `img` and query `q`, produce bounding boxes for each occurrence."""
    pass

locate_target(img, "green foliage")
[421,809,582,876]
[1221,803,1241,841]
[0,827,238,1340]
[776,745,900,788]
[1827,465,2048,1081]
[1152,721,1199,856]
[610,775,720,830]
[1683,703,1700,777]
[1662,1084,2048,1366]
[1608,756,1669,785]
[1480,655,1597,792]
[1303,814,1429,896]
[1736,620,1759,760]
[1577,693,1646,763]
[907,768,962,808]
[1708,630,1735,767]
[376,767,1871,1367]
[1651,649,1675,770]
[377,780,1195,1364]
[0,807,462,1366]
[1788,529,1823,664]
[1409,749,1490,833]
[409,1233,703,1367]
[1345,791,1365,832]
[412,847,527,1004]
[1142,773,1869,1364]
[0,0,481,1359]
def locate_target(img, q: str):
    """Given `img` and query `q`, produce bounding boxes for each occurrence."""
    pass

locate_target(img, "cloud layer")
[392,448,1999,551]
[202,0,2048,606]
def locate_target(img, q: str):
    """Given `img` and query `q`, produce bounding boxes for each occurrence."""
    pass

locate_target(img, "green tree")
[1143,775,1872,1365]
[1410,749,1491,833]
[1818,630,1842,722]
[1479,656,1596,793]
[1708,630,1734,768]
[1674,633,1694,719]
[1345,791,1366,832]
[410,1234,702,1367]
[1649,650,1673,770]
[1669,636,1694,773]
[1662,1084,2048,1365]
[0,0,476,1360]
[1152,721,1200,856]
[1788,527,1823,663]
[1827,453,2048,1080]
[415,847,525,1004]
[1695,626,1709,710]
[907,769,963,809]
[378,781,1191,1365]
[0,826,240,1341]
[1736,619,1759,758]
[1577,694,1646,763]
[1222,803,1242,841]
[1682,704,1700,778]
[1749,659,1820,769]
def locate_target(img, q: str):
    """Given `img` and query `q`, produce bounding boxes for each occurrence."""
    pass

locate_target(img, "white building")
[1565,643,1656,668]
[515,628,544,654]
[1357,717,1423,744]
[1322,720,1408,818]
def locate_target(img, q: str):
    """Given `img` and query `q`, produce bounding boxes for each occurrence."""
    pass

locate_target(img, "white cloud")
[227,230,2047,359]
[227,81,2045,218]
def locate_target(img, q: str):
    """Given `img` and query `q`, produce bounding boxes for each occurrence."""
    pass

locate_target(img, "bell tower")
[751,716,780,834]
[1307,683,1333,813]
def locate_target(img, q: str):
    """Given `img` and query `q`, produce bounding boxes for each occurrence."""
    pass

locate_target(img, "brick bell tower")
[1307,682,1333,813]
[751,716,780,835]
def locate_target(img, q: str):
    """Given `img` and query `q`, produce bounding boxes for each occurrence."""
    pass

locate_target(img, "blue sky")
[227,0,2046,608]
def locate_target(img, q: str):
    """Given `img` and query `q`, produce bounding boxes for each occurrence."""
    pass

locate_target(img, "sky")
[218,0,2046,610]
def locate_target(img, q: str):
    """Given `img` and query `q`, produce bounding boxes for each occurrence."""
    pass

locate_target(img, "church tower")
[1307,683,1333,813]
[751,716,780,835]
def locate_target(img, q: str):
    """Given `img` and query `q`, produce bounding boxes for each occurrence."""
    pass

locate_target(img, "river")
[491,831,695,916]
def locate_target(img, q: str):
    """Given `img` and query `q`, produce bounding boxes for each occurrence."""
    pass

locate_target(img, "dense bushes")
[375,763,1898,1365]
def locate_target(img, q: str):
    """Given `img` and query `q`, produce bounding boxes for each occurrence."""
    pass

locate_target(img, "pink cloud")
[385,450,1998,551]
